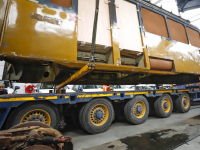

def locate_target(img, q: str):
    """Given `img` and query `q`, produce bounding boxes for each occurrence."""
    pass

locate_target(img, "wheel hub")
[133,101,146,119]
[137,106,142,113]
[29,114,44,122]
[90,104,109,126]
[96,111,103,119]
[183,99,187,105]
[32,119,41,122]
[164,102,168,109]
[20,109,51,125]
[92,108,105,121]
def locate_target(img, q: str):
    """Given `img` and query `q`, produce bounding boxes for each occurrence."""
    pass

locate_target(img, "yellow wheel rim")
[182,96,189,109]
[162,98,171,113]
[20,109,51,125]
[133,101,146,119]
[90,104,109,126]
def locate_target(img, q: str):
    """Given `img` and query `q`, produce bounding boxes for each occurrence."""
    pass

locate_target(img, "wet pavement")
[85,122,200,150]
[62,107,200,150]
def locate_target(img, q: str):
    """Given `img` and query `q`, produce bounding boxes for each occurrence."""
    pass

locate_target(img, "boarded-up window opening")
[186,27,200,48]
[50,0,72,8]
[167,18,188,44]
[141,7,168,38]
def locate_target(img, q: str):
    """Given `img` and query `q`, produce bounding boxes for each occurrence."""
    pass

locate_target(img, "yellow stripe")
[134,92,148,94]
[194,89,200,91]
[117,93,120,96]
[77,94,113,98]
[36,96,58,100]
[156,90,172,93]
[65,96,69,98]
[178,90,190,92]
[44,96,57,100]
[125,92,148,95]
[0,97,35,102]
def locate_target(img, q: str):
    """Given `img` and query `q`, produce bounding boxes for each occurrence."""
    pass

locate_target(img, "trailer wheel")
[72,105,85,127]
[154,94,173,118]
[79,98,114,134]
[113,103,127,122]
[175,92,190,113]
[124,96,149,124]
[5,103,59,129]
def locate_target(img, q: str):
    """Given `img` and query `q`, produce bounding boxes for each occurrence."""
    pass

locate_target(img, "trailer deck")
[1,88,200,133]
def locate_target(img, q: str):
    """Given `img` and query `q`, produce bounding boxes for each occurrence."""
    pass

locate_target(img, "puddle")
[85,129,189,150]
[182,115,200,125]
[118,129,189,150]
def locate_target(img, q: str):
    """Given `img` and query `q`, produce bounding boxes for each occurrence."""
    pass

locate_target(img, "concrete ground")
[175,136,200,150]
[62,106,200,150]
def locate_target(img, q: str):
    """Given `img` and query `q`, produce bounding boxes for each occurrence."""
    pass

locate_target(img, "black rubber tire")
[154,94,173,118]
[172,104,178,112]
[72,105,84,127]
[5,102,59,129]
[79,98,114,134]
[171,96,178,112]
[113,103,127,122]
[175,92,190,113]
[148,98,156,116]
[124,95,149,125]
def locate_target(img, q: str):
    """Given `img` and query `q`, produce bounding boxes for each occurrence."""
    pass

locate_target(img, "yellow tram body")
[0,0,200,85]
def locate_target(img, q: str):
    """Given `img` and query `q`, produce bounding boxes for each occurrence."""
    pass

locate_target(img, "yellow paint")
[182,96,190,109]
[133,100,146,119]
[143,32,200,74]
[1,0,77,62]
[44,96,57,100]
[194,89,200,91]
[125,92,148,95]
[110,24,121,66]
[42,7,57,15]
[156,90,172,93]
[20,109,51,125]
[117,93,120,96]
[37,96,57,100]
[162,98,171,113]
[77,93,113,98]
[143,48,150,69]
[0,97,35,102]
[140,32,150,69]
[90,104,109,126]
[59,12,67,19]
[57,64,94,89]
[65,96,69,98]
[1,0,199,85]
[178,90,190,92]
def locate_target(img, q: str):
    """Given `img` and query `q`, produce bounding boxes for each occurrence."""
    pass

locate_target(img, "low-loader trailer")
[0,88,200,134]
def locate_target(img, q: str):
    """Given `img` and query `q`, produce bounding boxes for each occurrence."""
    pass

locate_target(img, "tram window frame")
[140,7,169,38]
[166,18,189,44]
[186,26,200,48]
